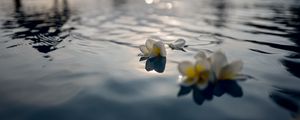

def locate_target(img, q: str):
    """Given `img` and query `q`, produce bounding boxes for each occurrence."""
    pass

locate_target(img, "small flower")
[139,39,167,58]
[177,55,211,89]
[209,50,243,81]
[168,39,187,52]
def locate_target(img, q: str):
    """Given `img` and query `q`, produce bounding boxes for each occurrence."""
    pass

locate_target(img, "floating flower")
[177,50,246,105]
[168,39,186,52]
[177,50,244,89]
[177,55,211,89]
[139,39,167,58]
[193,50,244,81]
[209,50,243,81]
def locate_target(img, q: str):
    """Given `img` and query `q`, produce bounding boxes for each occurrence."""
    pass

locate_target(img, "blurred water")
[0,0,300,120]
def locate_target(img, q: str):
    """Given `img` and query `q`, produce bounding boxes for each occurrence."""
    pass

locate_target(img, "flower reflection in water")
[32,34,64,53]
[178,80,243,105]
[145,56,166,73]
[3,0,71,54]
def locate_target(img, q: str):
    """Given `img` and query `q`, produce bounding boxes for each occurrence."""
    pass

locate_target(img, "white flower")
[209,50,243,81]
[139,39,167,57]
[168,39,186,51]
[177,55,211,89]
[177,50,244,89]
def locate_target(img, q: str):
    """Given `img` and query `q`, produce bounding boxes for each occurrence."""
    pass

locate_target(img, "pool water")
[0,0,300,120]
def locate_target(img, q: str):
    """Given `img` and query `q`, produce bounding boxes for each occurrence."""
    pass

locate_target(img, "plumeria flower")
[139,39,167,58]
[209,50,244,81]
[177,50,244,89]
[177,55,211,89]
[168,39,186,52]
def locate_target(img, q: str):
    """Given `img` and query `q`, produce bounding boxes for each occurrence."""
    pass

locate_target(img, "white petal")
[210,50,228,76]
[219,60,243,80]
[139,45,149,56]
[233,74,251,81]
[178,61,194,76]
[151,41,167,57]
[171,39,186,49]
[178,76,196,87]
[194,51,207,60]
[145,39,155,50]
[208,69,217,82]
[195,58,210,72]
[158,41,167,57]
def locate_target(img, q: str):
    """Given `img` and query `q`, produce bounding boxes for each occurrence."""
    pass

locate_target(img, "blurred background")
[0,0,300,120]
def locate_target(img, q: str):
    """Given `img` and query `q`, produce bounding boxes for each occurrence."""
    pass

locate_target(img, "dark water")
[0,0,300,120]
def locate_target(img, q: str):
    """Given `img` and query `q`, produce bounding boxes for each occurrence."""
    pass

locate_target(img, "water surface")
[0,0,300,120]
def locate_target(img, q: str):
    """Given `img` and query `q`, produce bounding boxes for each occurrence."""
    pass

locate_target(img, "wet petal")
[158,42,167,57]
[139,45,149,56]
[169,39,186,49]
[210,50,228,76]
[233,74,253,81]
[178,76,196,86]
[151,42,161,56]
[195,70,210,89]
[219,60,243,80]
[151,41,166,57]
[194,51,207,60]
[178,61,196,78]
[145,39,155,50]
[199,70,211,82]
[174,39,186,48]
[195,59,210,73]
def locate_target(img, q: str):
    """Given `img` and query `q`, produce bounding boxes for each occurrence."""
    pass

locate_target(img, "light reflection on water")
[0,0,300,119]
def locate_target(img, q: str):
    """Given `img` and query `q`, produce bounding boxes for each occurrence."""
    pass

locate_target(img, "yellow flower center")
[195,64,205,73]
[185,67,196,78]
[219,71,235,80]
[152,47,161,56]
[185,64,209,85]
